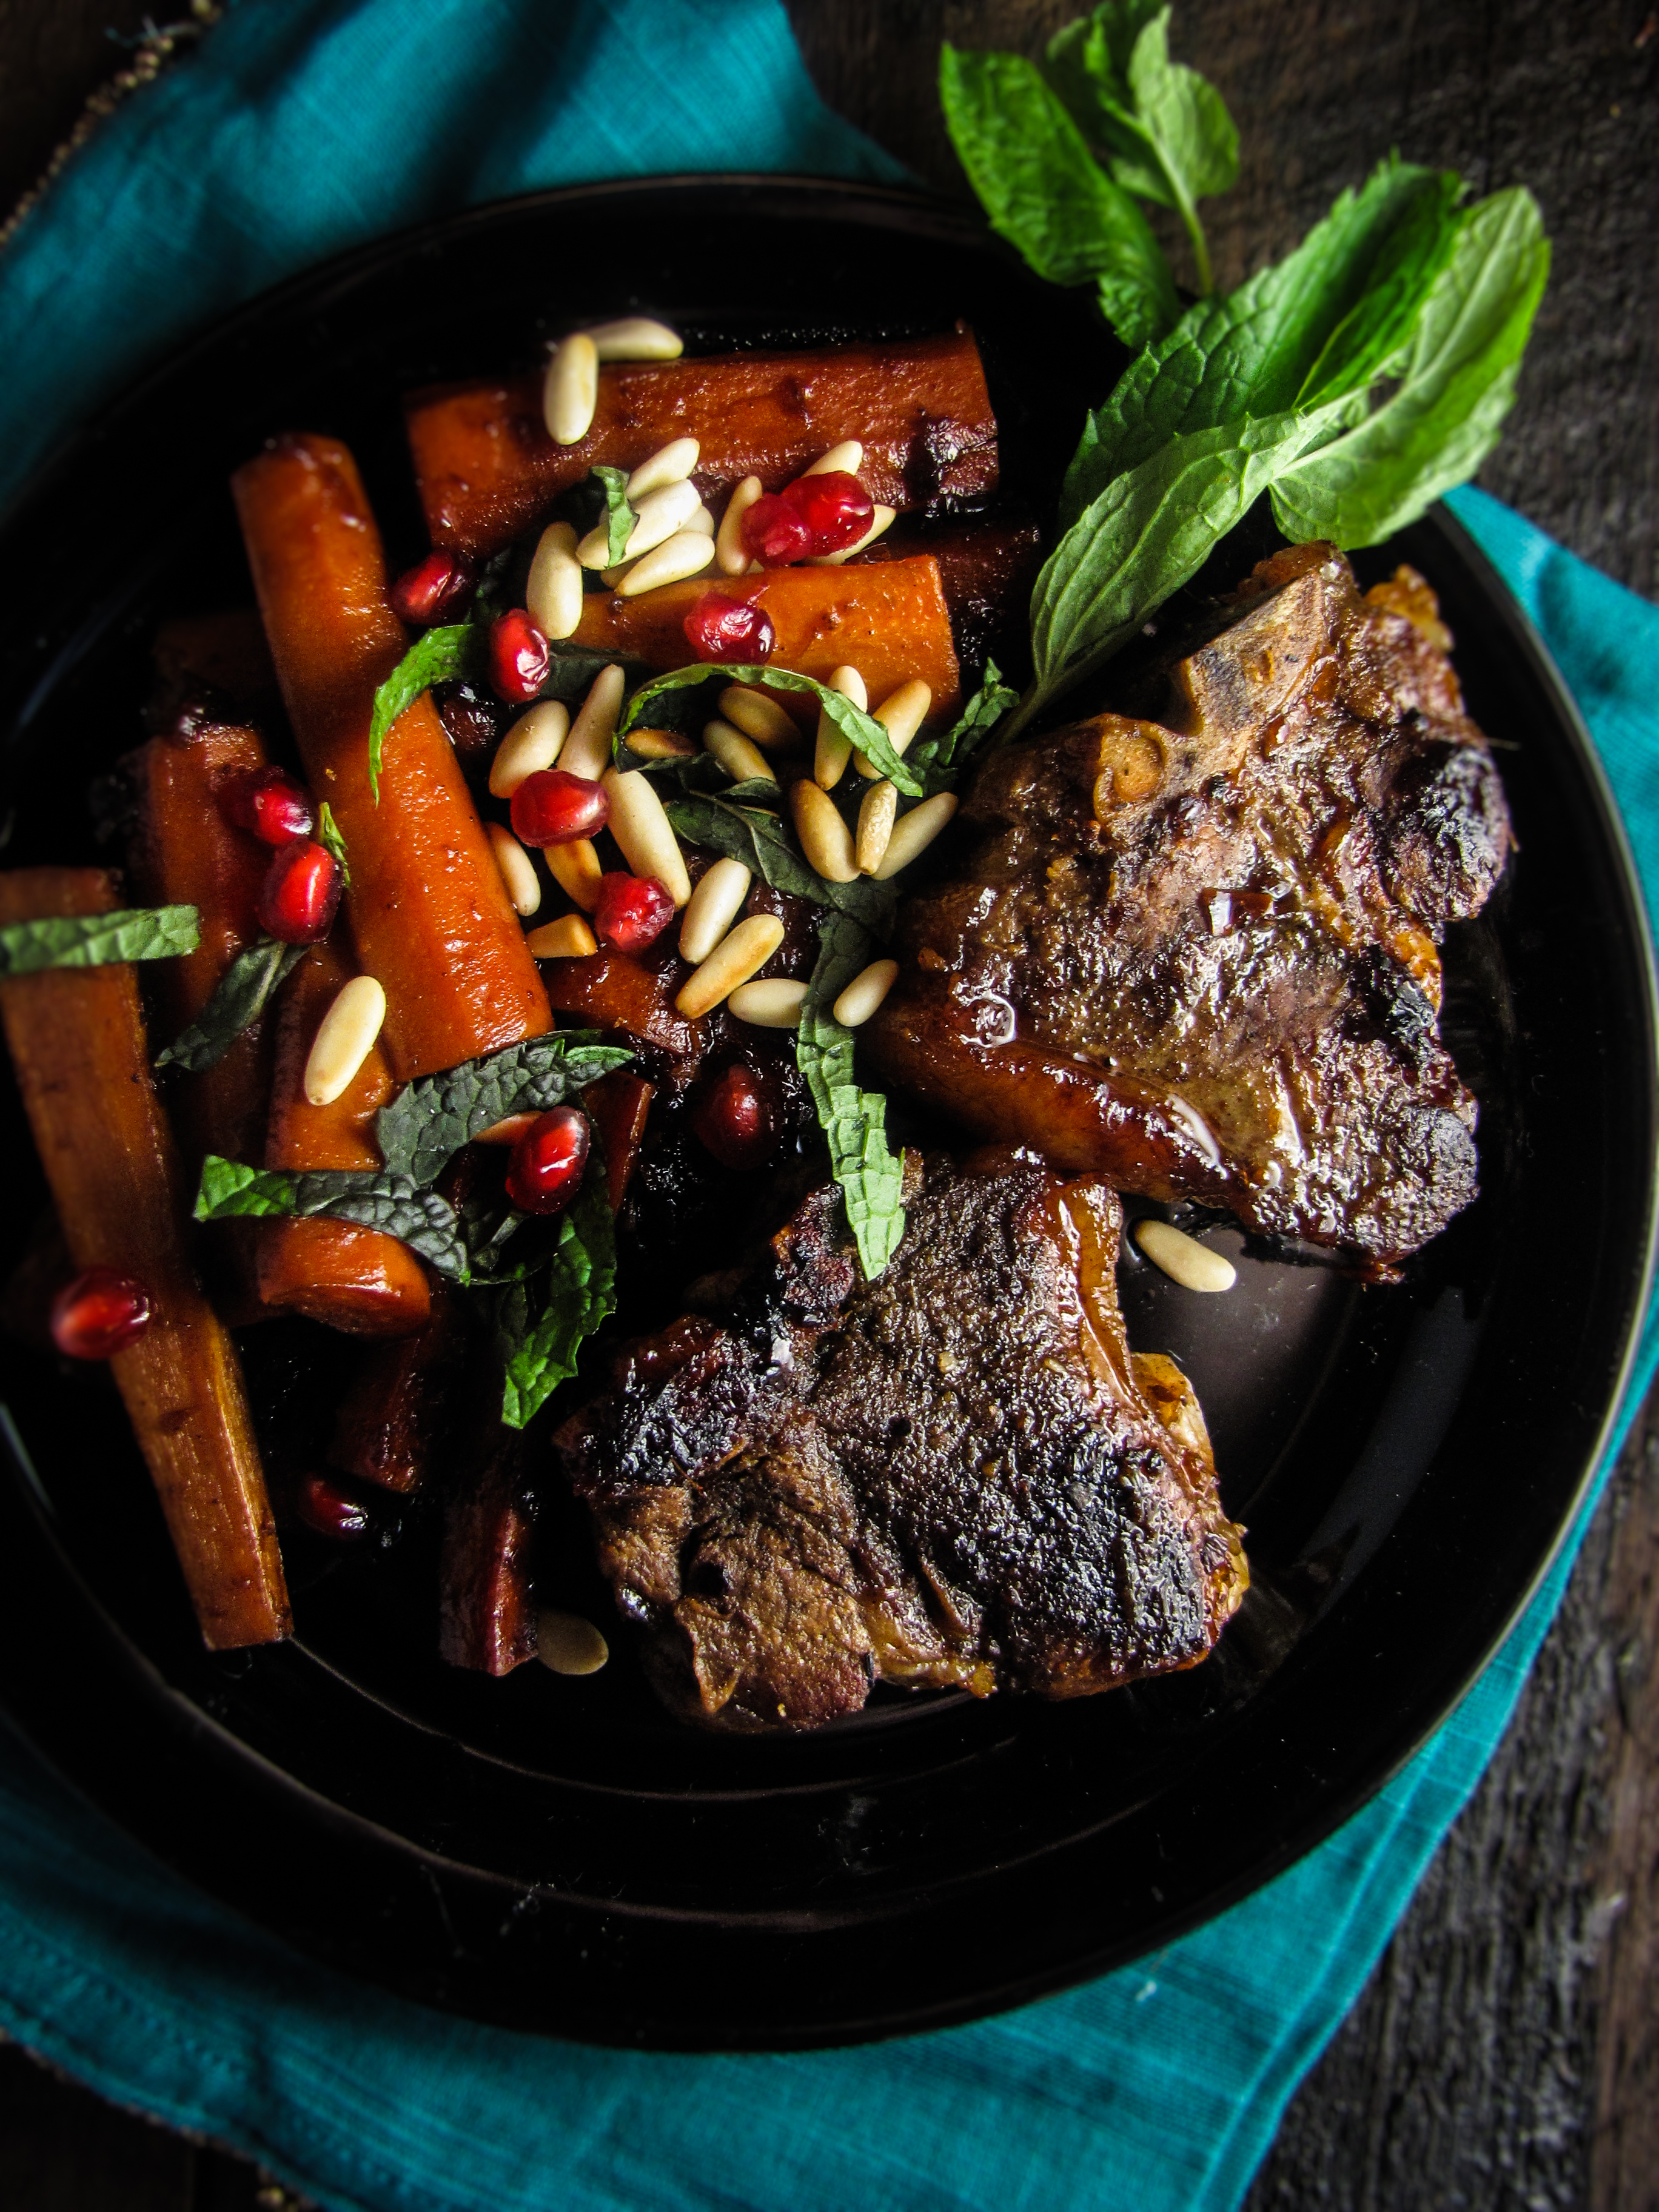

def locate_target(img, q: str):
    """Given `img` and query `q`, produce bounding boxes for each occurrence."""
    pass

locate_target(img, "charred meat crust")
[556,1153,1246,1732]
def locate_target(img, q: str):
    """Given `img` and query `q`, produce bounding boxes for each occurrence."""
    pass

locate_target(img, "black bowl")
[0,178,1651,2051]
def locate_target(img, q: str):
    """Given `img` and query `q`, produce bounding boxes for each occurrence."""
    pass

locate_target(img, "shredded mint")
[620,663,923,797]
[367,622,486,800]
[663,792,896,935]
[592,464,637,566]
[796,914,907,1281]
[906,661,1017,794]
[375,1031,632,1187]
[193,1156,471,1281]
[316,801,351,888]
[0,904,199,977]
[494,1175,618,1428]
[155,937,306,1073]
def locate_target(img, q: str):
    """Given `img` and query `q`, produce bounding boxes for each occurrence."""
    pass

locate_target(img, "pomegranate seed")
[389,549,476,626]
[594,871,674,952]
[296,1472,370,1541]
[489,609,551,703]
[511,768,610,847]
[739,492,815,566]
[434,680,500,757]
[50,1267,152,1359]
[220,765,313,847]
[682,592,776,665]
[505,1106,591,1216]
[781,469,873,554]
[256,839,343,943]
[691,1062,780,1170]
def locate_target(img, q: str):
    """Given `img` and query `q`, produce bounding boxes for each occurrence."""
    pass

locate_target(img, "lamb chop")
[555,1151,1246,1732]
[865,544,1512,1267]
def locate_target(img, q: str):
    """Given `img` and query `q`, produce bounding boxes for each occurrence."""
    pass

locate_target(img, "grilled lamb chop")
[555,1151,1246,1731]
[866,545,1511,1266]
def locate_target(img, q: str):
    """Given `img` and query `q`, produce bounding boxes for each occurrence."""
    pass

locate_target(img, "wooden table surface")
[0,2,1654,2207]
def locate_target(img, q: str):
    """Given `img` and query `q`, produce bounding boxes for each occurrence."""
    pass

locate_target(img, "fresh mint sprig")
[796,914,907,1281]
[494,1174,618,1429]
[0,904,199,977]
[155,937,306,1073]
[375,1031,632,1185]
[592,464,637,566]
[620,663,924,797]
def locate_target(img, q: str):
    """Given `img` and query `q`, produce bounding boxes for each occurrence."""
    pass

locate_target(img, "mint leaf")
[375,1031,633,1186]
[907,660,1017,794]
[369,621,485,800]
[663,793,896,934]
[621,663,923,797]
[316,801,351,890]
[193,1156,470,1280]
[0,904,199,977]
[796,914,907,1281]
[155,936,306,1073]
[592,464,637,567]
[495,1174,617,1427]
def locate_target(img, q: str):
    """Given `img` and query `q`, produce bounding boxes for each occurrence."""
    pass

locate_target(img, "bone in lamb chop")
[555,1151,1246,1732]
[865,544,1512,1269]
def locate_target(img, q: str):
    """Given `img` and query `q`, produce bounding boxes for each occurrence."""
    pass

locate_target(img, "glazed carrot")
[0,867,290,1649]
[231,434,551,1083]
[541,951,699,1057]
[582,1070,655,1212]
[327,1288,464,1492]
[407,329,999,558]
[260,939,432,1336]
[573,557,962,720]
[438,1426,538,1674]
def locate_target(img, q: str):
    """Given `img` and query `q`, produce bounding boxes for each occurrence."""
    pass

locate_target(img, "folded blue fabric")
[0,5,1654,2210]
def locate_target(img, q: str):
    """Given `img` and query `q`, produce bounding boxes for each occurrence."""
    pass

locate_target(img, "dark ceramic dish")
[0,178,1651,2051]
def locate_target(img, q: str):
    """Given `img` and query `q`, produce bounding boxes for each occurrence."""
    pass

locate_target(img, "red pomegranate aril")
[256,839,342,943]
[220,765,313,846]
[434,679,500,758]
[782,469,873,554]
[739,491,814,566]
[691,1062,780,1171]
[389,549,476,626]
[593,871,674,952]
[50,1267,152,1359]
[489,609,551,703]
[511,768,609,848]
[682,591,776,665]
[504,1106,591,1217]
[296,1472,370,1541]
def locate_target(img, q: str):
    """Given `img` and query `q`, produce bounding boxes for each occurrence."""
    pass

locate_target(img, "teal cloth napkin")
[0,5,1654,2208]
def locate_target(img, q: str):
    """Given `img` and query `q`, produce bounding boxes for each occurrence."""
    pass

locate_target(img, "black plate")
[0,178,1651,2051]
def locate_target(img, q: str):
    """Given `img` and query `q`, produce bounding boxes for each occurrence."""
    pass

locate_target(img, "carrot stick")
[327,1287,464,1492]
[583,1070,654,1212]
[438,1426,538,1674]
[231,434,551,1084]
[0,867,290,1648]
[406,329,1000,557]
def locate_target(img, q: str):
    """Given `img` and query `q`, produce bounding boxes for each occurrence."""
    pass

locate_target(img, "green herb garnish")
[907,660,1017,796]
[797,914,907,1281]
[316,801,351,888]
[592,464,637,566]
[493,1175,618,1429]
[620,663,923,796]
[155,937,306,1073]
[193,1157,471,1280]
[0,905,199,977]
[367,622,484,800]
[375,1031,631,1187]
[663,791,896,934]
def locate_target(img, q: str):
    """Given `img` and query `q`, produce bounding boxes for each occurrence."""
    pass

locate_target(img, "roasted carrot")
[438,1426,538,1674]
[231,434,551,1084]
[260,939,432,1336]
[541,950,699,1057]
[407,329,999,558]
[327,1287,465,1492]
[0,867,290,1648]
[583,1070,655,1212]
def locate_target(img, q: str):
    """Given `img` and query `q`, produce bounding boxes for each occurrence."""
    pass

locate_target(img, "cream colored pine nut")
[1133,1218,1238,1293]
[679,856,753,964]
[615,529,716,597]
[809,504,896,567]
[537,1609,610,1675]
[581,317,682,363]
[815,663,866,789]
[489,700,569,797]
[853,678,933,779]
[805,440,863,477]
[872,792,958,880]
[626,726,697,760]
[703,717,776,786]
[578,477,702,568]
[525,521,583,640]
[561,666,625,780]
[716,475,763,576]
[544,837,603,913]
[719,685,797,748]
[791,779,858,884]
[603,766,692,905]
[488,823,542,917]
[675,914,786,1019]
[832,959,900,1028]
[526,913,599,959]
[856,779,899,874]
[728,979,809,1028]
[688,501,716,536]
[545,333,598,446]
[625,436,700,499]
[303,976,386,1106]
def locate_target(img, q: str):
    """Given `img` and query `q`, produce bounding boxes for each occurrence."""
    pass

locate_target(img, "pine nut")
[545,333,598,446]
[728,979,809,1028]
[815,664,866,789]
[1133,1218,1237,1293]
[475,1112,538,1145]
[805,440,863,477]
[303,975,386,1106]
[525,521,583,640]
[855,780,898,874]
[832,959,900,1028]
[544,837,603,913]
[675,914,786,1018]
[578,477,701,568]
[791,779,858,883]
[625,436,699,499]
[561,665,625,780]
[872,792,958,880]
[615,529,715,597]
[603,766,691,905]
[526,913,598,959]
[689,501,716,536]
[853,679,933,780]
[809,504,896,567]
[719,686,797,748]
[716,476,763,575]
[703,717,776,785]
[679,856,754,964]
[489,700,569,797]
[581,317,682,363]
[488,823,542,917]
[626,726,697,761]
[537,1609,609,1675]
